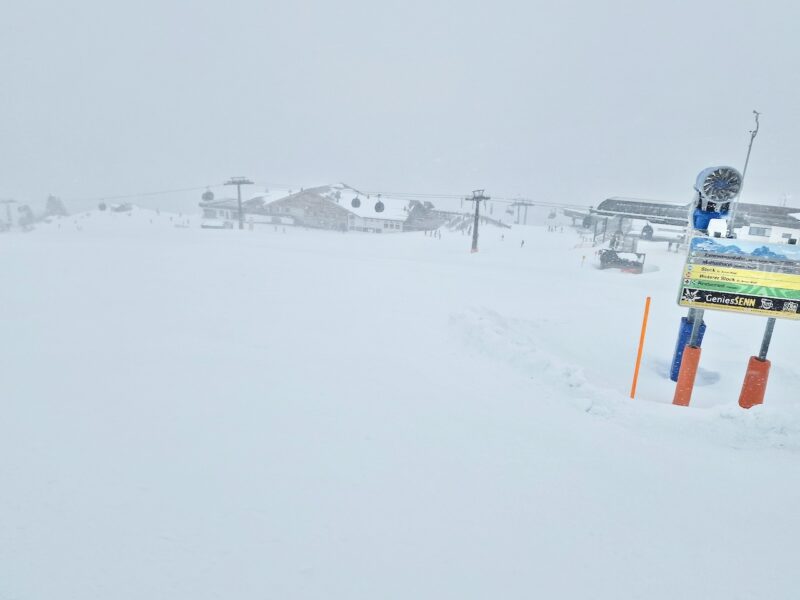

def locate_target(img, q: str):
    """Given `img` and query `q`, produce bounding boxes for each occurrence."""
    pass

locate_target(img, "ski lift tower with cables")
[510,199,536,225]
[225,177,254,230]
[466,189,489,253]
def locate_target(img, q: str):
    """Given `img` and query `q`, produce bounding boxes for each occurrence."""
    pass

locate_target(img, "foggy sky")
[2,0,799,213]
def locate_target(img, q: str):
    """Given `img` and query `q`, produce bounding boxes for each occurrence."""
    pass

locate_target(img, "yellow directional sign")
[684,265,800,290]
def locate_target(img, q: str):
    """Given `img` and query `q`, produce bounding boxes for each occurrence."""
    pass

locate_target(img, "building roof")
[595,196,800,231]
[320,183,409,221]
[734,202,800,229]
[594,197,690,226]
[259,183,410,222]
[200,188,287,211]
[604,196,690,207]
[201,183,414,223]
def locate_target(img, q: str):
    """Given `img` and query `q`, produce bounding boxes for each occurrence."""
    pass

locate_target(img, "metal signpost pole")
[758,318,776,361]
[714,110,781,409]
[688,309,705,347]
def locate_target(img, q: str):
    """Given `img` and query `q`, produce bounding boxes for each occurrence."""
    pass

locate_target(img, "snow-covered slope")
[35,205,198,233]
[1,219,799,599]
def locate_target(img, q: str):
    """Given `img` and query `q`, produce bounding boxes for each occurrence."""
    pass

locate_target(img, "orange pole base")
[739,356,771,409]
[673,345,701,407]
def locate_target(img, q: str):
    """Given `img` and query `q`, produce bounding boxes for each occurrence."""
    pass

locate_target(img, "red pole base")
[739,356,771,409]
[673,345,701,407]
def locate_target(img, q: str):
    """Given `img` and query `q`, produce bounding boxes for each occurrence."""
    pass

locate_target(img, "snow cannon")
[691,166,742,233]
[669,166,741,381]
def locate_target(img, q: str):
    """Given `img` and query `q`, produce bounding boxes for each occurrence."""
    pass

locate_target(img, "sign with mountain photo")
[677,236,800,319]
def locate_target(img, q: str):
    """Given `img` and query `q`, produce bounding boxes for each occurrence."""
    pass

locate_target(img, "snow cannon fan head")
[694,166,742,214]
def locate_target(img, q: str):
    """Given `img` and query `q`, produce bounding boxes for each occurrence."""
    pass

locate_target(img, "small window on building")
[748,226,771,237]
[782,233,793,239]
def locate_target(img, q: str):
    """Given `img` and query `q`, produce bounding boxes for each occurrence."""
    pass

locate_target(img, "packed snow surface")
[2,208,800,599]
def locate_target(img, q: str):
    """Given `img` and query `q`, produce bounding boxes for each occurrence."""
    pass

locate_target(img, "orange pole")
[739,356,771,409]
[629,296,651,399]
[673,345,701,406]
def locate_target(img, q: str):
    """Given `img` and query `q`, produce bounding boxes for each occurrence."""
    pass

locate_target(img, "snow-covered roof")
[244,189,292,206]
[318,183,410,221]
[260,183,411,222]
[605,196,691,207]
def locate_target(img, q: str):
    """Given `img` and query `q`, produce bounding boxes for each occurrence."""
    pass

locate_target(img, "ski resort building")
[200,184,416,233]
[588,196,800,244]
[725,207,800,244]
[262,184,409,233]
[199,189,286,229]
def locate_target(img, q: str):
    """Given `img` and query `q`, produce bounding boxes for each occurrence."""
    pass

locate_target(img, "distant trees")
[18,205,36,229]
[45,195,68,217]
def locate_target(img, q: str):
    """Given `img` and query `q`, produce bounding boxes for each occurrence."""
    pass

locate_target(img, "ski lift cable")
[63,183,228,203]
[58,180,587,210]
[360,189,586,209]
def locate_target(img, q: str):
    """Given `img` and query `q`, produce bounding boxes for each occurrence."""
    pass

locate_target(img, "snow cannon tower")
[669,166,743,382]
[691,166,742,234]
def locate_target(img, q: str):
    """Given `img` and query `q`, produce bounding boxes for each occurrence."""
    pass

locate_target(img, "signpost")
[673,235,800,408]
[670,113,773,408]
[677,236,800,320]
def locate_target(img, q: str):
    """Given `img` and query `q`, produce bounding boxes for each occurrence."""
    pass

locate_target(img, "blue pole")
[670,310,707,382]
